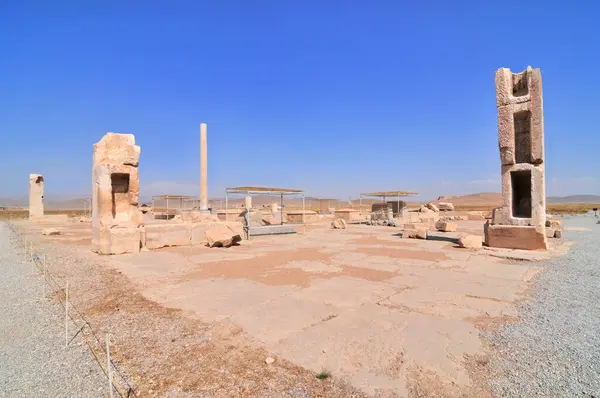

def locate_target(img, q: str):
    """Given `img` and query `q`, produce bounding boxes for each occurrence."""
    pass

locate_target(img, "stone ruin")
[91,132,243,254]
[91,133,143,254]
[29,174,44,218]
[485,66,548,250]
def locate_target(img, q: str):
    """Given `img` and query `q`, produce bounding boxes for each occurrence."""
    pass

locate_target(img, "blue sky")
[1,1,598,202]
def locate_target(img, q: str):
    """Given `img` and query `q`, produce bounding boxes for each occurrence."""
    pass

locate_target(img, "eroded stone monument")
[485,66,548,250]
[199,123,209,214]
[29,174,44,218]
[91,133,143,254]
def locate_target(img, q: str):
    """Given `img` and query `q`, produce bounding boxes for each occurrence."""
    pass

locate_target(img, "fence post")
[106,333,114,398]
[65,280,69,348]
[42,254,46,299]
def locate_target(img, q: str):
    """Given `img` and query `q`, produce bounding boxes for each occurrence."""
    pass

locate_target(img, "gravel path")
[0,222,109,397]
[487,215,600,397]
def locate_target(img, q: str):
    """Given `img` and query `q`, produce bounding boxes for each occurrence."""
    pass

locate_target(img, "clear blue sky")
[1,1,598,202]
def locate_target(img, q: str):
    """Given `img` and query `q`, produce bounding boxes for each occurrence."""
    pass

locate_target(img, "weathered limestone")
[459,235,482,249]
[144,223,191,249]
[403,227,427,240]
[437,202,455,211]
[435,221,457,232]
[29,174,44,218]
[206,224,242,248]
[287,210,318,223]
[331,218,347,229]
[199,123,209,214]
[334,209,362,222]
[486,66,548,250]
[244,195,252,209]
[91,133,143,255]
[42,228,60,236]
[426,203,440,212]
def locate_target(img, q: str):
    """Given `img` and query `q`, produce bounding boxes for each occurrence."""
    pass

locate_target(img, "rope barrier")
[6,222,135,397]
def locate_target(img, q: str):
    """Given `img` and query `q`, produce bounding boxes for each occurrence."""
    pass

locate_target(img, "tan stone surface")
[437,202,454,211]
[331,218,347,229]
[144,223,191,249]
[490,66,547,250]
[42,228,61,236]
[435,221,457,232]
[91,133,142,254]
[403,228,427,239]
[458,234,482,249]
[485,224,548,250]
[28,174,44,218]
[20,216,569,396]
[206,224,242,247]
[426,203,440,212]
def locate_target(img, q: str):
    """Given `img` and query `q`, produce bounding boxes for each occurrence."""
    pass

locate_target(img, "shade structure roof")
[152,194,194,199]
[360,191,418,197]
[226,186,304,194]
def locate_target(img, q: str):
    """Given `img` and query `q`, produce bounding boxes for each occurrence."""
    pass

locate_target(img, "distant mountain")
[547,195,600,203]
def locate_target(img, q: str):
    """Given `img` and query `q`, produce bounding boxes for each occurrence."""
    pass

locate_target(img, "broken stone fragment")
[205,224,242,248]
[435,221,457,232]
[458,234,482,249]
[403,228,427,239]
[437,202,455,211]
[42,228,61,236]
[425,203,440,212]
[330,218,347,229]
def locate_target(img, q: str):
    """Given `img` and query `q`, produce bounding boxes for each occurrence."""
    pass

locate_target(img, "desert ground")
[3,208,584,397]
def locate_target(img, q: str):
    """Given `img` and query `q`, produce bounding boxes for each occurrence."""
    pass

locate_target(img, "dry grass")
[0,209,87,220]
[18,224,365,397]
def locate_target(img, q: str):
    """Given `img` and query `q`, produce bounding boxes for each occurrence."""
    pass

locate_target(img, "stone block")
[206,224,242,248]
[331,218,347,229]
[403,228,427,239]
[554,229,563,239]
[545,227,556,238]
[425,203,440,212]
[435,221,457,232]
[419,212,439,225]
[404,222,426,230]
[93,226,141,255]
[437,202,455,211]
[144,223,191,249]
[42,228,61,236]
[485,224,548,250]
[458,234,482,249]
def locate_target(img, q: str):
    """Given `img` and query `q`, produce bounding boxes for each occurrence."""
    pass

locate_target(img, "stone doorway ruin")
[485,66,548,250]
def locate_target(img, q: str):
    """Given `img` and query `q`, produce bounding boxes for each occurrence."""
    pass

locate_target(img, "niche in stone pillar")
[111,173,130,218]
[514,110,532,164]
[512,70,529,97]
[511,170,532,218]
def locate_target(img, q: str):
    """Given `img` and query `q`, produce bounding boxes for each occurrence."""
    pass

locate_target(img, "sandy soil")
[12,217,570,397]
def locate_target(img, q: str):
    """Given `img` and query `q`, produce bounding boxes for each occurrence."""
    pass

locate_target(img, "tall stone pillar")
[200,123,209,214]
[29,174,44,218]
[92,133,142,255]
[244,195,252,209]
[485,66,548,250]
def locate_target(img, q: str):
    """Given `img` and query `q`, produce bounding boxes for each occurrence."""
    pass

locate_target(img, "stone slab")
[485,224,548,250]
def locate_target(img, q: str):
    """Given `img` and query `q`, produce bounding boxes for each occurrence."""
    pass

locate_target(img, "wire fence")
[7,222,135,397]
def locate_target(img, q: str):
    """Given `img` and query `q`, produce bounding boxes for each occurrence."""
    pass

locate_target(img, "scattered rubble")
[437,202,455,211]
[435,221,457,232]
[330,219,347,229]
[205,225,242,248]
[42,228,61,236]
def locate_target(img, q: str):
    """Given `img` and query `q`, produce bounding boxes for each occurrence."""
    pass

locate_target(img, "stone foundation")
[484,223,548,250]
